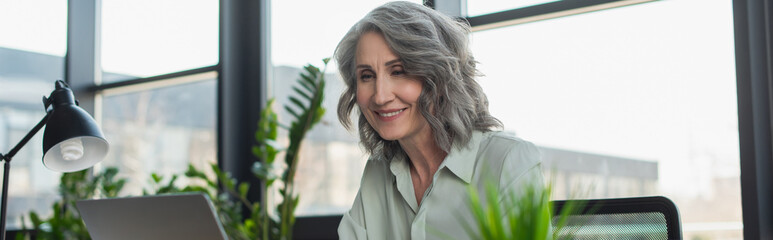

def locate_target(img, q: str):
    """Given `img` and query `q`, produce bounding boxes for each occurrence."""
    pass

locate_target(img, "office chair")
[551,196,682,240]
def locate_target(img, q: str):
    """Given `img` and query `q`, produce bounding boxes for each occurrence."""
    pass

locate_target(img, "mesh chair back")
[552,196,682,240]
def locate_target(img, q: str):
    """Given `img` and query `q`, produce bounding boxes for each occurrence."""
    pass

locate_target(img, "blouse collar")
[389,131,484,184]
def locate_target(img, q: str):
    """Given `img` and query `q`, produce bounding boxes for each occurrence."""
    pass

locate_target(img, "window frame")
[732,0,773,238]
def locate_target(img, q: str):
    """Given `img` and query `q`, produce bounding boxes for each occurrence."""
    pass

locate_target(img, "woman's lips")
[375,108,406,121]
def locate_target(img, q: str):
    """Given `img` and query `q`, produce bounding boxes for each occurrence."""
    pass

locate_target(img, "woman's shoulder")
[358,156,394,188]
[479,131,538,152]
[476,130,541,168]
[475,131,543,190]
[362,157,390,174]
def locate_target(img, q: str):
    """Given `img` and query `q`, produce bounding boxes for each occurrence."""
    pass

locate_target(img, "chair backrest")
[551,196,682,240]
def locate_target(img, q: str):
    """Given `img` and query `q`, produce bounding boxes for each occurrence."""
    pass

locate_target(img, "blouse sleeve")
[498,139,544,205]
[338,190,368,239]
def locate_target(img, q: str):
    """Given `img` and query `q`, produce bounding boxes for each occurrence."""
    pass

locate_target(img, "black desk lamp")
[0,80,109,240]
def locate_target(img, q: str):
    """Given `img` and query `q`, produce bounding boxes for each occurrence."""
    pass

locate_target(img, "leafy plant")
[461,181,587,240]
[273,58,328,239]
[17,167,126,240]
[144,58,330,240]
[243,57,329,240]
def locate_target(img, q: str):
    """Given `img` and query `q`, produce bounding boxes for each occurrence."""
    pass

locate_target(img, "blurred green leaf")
[151,173,162,184]
[300,74,317,89]
[292,86,311,101]
[285,106,301,119]
[289,97,308,112]
[238,183,250,199]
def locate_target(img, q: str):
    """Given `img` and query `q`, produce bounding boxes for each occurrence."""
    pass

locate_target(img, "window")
[98,74,217,194]
[96,0,219,194]
[100,0,218,82]
[470,0,740,238]
[0,0,67,229]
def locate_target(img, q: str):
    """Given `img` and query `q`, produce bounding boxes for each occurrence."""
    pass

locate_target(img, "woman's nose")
[373,76,395,105]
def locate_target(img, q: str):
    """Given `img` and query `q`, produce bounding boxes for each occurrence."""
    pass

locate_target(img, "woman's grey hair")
[335,1,502,160]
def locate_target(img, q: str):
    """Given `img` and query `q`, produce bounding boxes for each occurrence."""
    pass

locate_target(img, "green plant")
[274,58,328,239]
[144,58,329,240]
[17,167,126,240]
[233,57,329,240]
[460,181,586,240]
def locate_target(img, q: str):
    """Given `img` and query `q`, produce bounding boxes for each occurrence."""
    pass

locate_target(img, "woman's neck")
[399,131,447,184]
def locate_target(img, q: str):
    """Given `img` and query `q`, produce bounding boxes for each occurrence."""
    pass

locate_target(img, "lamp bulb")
[60,138,84,161]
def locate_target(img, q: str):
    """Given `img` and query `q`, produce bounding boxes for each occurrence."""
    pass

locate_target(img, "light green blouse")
[338,131,544,240]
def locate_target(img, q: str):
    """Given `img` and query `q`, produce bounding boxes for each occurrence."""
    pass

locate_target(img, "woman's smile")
[375,108,406,121]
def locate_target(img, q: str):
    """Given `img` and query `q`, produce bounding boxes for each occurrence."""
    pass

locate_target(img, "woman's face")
[355,32,429,142]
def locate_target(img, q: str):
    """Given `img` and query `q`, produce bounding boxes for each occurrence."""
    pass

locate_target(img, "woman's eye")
[392,70,405,75]
[359,73,374,81]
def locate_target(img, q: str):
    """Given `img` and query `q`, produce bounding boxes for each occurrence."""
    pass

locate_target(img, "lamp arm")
[0,112,49,240]
[1,113,50,163]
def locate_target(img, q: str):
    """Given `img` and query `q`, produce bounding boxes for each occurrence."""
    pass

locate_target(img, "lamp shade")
[41,81,108,172]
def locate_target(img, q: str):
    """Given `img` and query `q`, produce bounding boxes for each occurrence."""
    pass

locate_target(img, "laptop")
[76,193,229,240]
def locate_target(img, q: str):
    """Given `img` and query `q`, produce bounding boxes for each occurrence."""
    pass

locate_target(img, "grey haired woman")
[335,2,543,239]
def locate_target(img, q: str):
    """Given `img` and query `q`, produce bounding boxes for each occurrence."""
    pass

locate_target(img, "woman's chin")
[376,131,402,141]
[378,135,399,141]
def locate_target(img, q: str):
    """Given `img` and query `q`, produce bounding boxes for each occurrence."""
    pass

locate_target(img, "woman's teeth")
[379,109,404,117]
